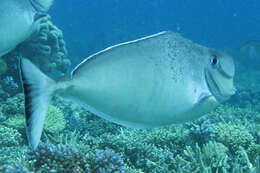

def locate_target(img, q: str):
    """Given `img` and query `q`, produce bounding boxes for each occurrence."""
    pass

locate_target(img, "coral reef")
[173,142,230,172]
[44,105,66,133]
[2,6,260,172]
[0,126,26,166]
[212,122,255,152]
[17,15,71,75]
[0,93,66,135]
[0,81,260,172]
[185,116,214,145]
[0,164,28,173]
[0,15,71,100]
[0,76,19,98]
[1,93,24,118]
[0,146,28,169]
[0,14,71,90]
[0,126,22,147]
[229,89,260,108]
[89,149,126,173]
[0,54,21,98]
[0,58,7,76]
[87,128,181,172]
[1,100,260,172]
[27,142,89,172]
[26,142,127,173]
[52,95,120,135]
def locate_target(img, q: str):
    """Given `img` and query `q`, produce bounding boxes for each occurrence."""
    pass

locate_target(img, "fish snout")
[204,51,235,102]
[205,68,235,102]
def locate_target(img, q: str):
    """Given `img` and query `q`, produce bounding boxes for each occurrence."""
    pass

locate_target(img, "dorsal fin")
[71,31,169,77]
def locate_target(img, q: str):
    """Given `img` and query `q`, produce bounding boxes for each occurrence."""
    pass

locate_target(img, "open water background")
[49,0,260,66]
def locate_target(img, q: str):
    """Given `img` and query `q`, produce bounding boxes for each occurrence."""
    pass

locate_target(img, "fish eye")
[211,55,218,66]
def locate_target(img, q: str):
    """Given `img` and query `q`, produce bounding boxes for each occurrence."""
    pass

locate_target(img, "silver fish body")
[20,31,235,149]
[63,31,235,127]
[0,0,53,57]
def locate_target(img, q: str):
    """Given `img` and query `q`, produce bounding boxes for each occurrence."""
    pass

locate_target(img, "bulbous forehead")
[219,53,235,77]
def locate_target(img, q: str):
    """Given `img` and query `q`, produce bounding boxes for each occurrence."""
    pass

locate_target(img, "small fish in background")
[238,40,260,67]
[19,31,236,150]
[0,0,53,57]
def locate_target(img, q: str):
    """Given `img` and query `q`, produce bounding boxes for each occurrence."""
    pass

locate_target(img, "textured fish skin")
[59,31,234,128]
[0,0,53,57]
[20,31,235,150]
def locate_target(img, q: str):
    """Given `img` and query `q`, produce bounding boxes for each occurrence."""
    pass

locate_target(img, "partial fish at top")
[0,0,53,57]
[19,31,236,150]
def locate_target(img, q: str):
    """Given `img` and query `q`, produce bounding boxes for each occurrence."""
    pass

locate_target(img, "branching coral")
[27,142,128,173]
[91,128,177,172]
[185,116,214,145]
[172,141,259,173]
[0,126,22,147]
[202,141,229,170]
[0,126,26,165]
[231,146,259,172]
[212,122,255,152]
[0,146,28,169]
[27,142,89,172]
[0,58,7,76]
[52,96,93,132]
[2,99,66,134]
[0,84,260,172]
[0,76,19,97]
[44,105,66,133]
[0,163,28,173]
[174,142,230,173]
[247,143,260,164]
[1,93,24,118]
[1,99,260,172]
[141,125,190,151]
[89,149,126,173]
[52,95,121,136]
[3,114,25,130]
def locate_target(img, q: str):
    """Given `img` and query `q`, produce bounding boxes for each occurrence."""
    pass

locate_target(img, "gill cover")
[205,51,235,102]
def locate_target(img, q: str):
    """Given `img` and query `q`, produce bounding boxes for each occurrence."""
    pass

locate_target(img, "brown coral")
[18,15,71,75]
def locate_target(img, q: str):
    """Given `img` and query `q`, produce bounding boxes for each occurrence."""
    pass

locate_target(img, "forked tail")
[19,58,56,150]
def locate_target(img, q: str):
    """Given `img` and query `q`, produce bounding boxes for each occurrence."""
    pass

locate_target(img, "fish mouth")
[205,69,235,102]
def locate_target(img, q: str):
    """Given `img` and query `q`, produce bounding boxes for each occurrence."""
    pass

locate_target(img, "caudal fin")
[31,0,54,11]
[19,58,56,150]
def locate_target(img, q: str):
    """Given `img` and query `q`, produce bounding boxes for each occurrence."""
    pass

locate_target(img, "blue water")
[1,1,260,172]
[49,0,260,65]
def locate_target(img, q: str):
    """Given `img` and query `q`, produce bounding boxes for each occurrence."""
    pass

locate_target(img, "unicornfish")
[19,31,236,150]
[0,0,53,57]
[239,40,260,67]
